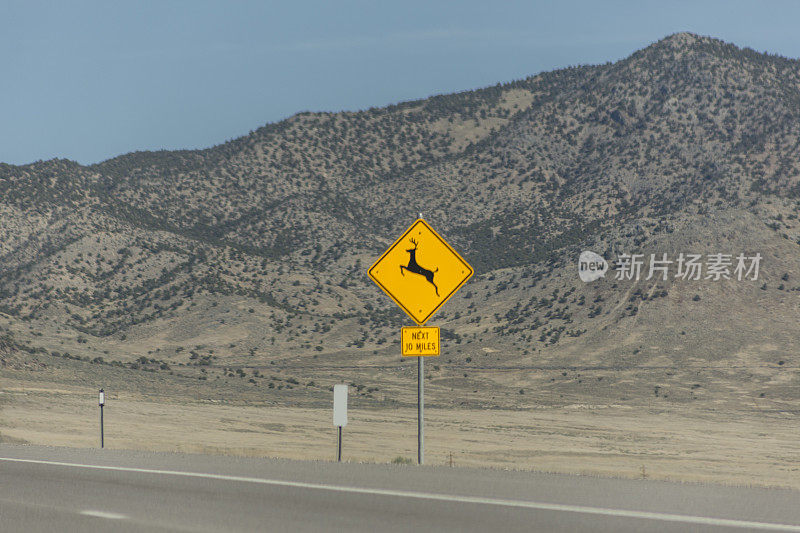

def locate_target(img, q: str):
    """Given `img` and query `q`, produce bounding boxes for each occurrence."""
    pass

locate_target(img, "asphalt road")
[1,444,799,532]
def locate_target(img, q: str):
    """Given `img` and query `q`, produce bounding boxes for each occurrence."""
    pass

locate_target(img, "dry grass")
[2,376,799,490]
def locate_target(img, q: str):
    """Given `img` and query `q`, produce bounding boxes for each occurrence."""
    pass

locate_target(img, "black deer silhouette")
[400,238,439,295]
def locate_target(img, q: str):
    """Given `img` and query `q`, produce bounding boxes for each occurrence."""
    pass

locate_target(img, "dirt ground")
[2,377,798,490]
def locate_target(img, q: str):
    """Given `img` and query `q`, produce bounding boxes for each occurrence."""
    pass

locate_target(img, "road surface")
[1,444,799,532]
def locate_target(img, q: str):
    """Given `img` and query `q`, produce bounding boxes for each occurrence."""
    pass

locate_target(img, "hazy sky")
[3,0,800,165]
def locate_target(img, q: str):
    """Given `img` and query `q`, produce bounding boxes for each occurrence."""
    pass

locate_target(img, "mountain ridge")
[1,32,799,411]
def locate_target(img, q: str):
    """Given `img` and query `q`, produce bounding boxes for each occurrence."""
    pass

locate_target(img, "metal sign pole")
[418,355,424,465]
[99,388,105,449]
[417,212,425,467]
[338,426,342,462]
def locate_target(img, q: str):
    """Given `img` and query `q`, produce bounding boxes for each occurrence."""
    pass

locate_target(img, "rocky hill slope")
[1,33,799,410]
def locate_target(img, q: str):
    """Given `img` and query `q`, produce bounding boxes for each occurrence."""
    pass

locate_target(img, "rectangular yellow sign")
[401,326,440,357]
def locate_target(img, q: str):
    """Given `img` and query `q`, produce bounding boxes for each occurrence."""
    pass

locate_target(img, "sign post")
[402,326,438,464]
[98,388,105,449]
[418,356,423,465]
[333,384,348,462]
[368,216,472,466]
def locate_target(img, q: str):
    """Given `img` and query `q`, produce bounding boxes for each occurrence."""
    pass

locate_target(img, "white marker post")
[333,384,348,462]
[98,388,105,449]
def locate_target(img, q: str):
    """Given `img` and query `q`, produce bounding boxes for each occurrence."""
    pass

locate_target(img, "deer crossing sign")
[368,219,473,325]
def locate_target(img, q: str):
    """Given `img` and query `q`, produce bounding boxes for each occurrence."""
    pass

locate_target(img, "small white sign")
[333,384,348,427]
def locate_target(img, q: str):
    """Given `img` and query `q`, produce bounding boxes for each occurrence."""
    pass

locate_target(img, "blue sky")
[3,0,800,165]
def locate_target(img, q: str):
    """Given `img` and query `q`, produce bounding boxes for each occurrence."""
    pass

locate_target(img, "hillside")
[1,32,799,413]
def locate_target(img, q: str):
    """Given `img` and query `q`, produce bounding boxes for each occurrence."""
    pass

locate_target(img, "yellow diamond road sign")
[368,219,473,325]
